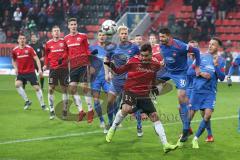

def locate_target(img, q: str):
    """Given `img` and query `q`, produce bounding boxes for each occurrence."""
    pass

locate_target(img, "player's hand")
[195,66,200,76]
[200,72,211,79]
[40,57,44,62]
[42,65,47,71]
[38,70,43,78]
[151,86,160,96]
[58,57,63,65]
[227,76,232,87]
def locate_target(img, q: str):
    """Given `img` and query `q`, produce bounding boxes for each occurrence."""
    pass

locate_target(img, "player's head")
[134,34,143,46]
[159,28,171,45]
[30,34,38,44]
[68,18,78,34]
[51,25,60,39]
[149,33,158,46]
[208,37,222,54]
[97,29,107,43]
[18,34,26,46]
[188,40,199,48]
[117,25,128,42]
[140,43,152,63]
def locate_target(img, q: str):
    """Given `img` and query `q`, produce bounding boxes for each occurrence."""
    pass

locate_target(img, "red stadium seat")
[87,32,95,39]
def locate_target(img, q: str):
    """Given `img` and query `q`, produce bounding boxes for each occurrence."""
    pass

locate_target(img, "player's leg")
[92,90,105,126]
[141,98,177,153]
[15,77,31,109]
[59,68,69,119]
[200,110,214,142]
[48,84,55,119]
[106,91,117,127]
[29,73,46,110]
[39,75,44,90]
[82,82,94,123]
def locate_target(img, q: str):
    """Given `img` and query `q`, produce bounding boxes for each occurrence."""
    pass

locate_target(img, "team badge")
[77,37,81,41]
[24,50,29,54]
[59,43,64,47]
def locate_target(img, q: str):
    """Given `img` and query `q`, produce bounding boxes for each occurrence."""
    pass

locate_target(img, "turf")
[0,75,239,160]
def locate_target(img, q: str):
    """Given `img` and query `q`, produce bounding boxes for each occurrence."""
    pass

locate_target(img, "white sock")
[154,121,168,145]
[48,93,54,112]
[62,93,68,111]
[73,94,82,112]
[84,91,93,111]
[112,110,126,130]
[36,89,45,106]
[16,87,28,101]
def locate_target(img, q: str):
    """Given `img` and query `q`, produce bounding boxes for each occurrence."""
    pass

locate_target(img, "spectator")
[0,28,6,43]
[204,2,215,24]
[37,7,47,31]
[13,7,23,31]
[218,0,227,20]
[196,6,203,25]
[28,20,37,32]
[46,2,55,29]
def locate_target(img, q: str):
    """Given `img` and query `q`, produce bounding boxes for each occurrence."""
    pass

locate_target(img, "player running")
[226,53,240,86]
[89,30,110,132]
[43,25,69,120]
[190,38,225,149]
[105,43,177,153]
[62,18,94,123]
[104,25,143,137]
[12,34,46,110]
[158,28,201,144]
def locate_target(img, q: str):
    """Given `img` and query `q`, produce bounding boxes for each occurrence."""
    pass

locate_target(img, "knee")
[69,86,77,95]
[149,112,159,122]
[122,105,132,114]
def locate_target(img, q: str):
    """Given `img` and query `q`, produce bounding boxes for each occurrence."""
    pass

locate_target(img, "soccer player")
[89,30,110,132]
[62,18,94,123]
[226,53,240,86]
[105,43,177,153]
[191,38,225,149]
[43,25,69,120]
[134,34,144,49]
[104,25,143,137]
[158,28,201,144]
[12,34,46,110]
[30,34,45,90]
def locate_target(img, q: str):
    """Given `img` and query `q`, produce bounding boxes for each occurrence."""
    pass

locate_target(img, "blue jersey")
[160,39,200,74]
[186,57,195,90]
[228,55,240,76]
[105,41,139,81]
[193,53,225,93]
[89,44,107,79]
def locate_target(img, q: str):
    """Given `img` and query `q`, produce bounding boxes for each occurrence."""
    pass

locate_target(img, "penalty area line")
[0,115,238,145]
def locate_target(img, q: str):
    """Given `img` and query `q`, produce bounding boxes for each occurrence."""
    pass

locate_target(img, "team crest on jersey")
[17,52,20,56]
[24,50,29,54]
[77,37,81,41]
[173,52,176,57]
[59,43,64,47]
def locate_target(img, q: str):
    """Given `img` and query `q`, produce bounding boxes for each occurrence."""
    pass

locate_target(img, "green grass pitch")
[0,75,239,160]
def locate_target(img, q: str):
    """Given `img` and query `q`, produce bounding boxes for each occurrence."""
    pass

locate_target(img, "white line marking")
[0,115,238,145]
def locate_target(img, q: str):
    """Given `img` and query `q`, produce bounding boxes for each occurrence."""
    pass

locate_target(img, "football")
[101,19,117,35]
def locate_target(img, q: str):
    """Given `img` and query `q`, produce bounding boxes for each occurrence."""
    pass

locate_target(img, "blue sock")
[206,120,212,136]
[94,100,104,122]
[180,103,190,131]
[195,119,208,138]
[135,110,142,129]
[178,106,183,124]
[107,103,114,126]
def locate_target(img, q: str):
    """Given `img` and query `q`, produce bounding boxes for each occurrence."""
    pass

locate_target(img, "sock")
[111,110,126,130]
[178,107,184,123]
[154,121,168,145]
[135,110,142,129]
[62,94,68,111]
[180,103,190,131]
[73,94,83,112]
[114,95,122,115]
[107,102,115,126]
[48,93,54,112]
[40,77,44,89]
[206,120,212,136]
[84,92,93,111]
[36,89,44,106]
[16,87,28,101]
[94,100,104,122]
[195,119,208,138]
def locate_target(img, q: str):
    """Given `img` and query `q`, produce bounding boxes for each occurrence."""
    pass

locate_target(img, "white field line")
[0,115,238,145]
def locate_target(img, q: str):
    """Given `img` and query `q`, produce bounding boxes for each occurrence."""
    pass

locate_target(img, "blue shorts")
[156,68,171,81]
[169,73,187,90]
[186,88,193,99]
[91,77,110,93]
[108,79,124,95]
[190,92,216,111]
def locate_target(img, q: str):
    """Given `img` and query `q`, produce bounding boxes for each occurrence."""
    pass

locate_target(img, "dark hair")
[135,34,142,37]
[159,28,171,35]
[68,18,77,24]
[188,40,198,43]
[140,43,152,53]
[52,25,60,30]
[211,37,222,47]
[18,33,26,38]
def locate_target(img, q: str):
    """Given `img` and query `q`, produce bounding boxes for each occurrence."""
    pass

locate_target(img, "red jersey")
[152,44,163,63]
[12,45,37,74]
[64,33,90,68]
[113,55,161,96]
[45,38,68,69]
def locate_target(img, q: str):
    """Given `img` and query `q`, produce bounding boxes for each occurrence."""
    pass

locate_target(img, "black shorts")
[122,91,156,115]
[16,72,39,86]
[69,66,88,83]
[49,68,69,86]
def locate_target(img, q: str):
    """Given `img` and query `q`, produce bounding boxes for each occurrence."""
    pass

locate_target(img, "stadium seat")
[87,32,95,39]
